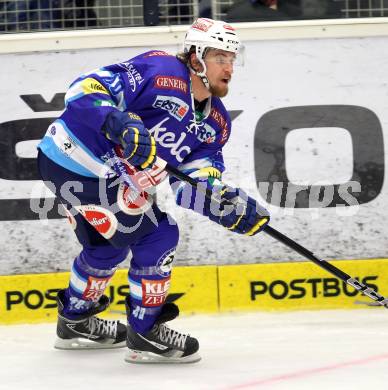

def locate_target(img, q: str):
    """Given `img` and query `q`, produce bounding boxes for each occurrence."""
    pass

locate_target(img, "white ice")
[1,308,388,390]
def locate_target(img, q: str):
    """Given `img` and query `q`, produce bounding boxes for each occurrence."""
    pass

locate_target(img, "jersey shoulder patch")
[209,98,232,145]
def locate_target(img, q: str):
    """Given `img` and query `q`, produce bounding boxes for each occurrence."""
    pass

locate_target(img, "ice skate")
[125,300,201,364]
[54,289,127,350]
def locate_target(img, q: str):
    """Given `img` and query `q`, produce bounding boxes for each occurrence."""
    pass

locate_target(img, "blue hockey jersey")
[38,50,232,211]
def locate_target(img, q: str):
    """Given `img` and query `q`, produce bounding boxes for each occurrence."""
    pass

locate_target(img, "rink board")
[2,30,388,274]
[1,259,387,324]
[0,265,218,324]
[218,259,388,311]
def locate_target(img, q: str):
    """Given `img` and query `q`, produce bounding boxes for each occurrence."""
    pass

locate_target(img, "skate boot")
[125,299,201,364]
[54,289,127,350]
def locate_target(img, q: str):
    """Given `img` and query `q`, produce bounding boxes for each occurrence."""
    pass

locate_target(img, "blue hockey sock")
[127,274,170,333]
[62,246,128,319]
[126,216,178,334]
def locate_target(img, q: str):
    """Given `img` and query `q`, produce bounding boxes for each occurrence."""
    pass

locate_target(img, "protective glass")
[204,45,245,67]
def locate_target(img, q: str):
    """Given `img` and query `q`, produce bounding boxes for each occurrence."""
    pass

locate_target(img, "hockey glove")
[103,110,156,169]
[211,185,270,236]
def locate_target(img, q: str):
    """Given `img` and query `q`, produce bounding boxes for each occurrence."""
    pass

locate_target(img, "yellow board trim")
[0,266,218,325]
[1,259,388,324]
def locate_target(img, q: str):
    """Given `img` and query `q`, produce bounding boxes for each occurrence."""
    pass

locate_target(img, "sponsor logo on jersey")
[148,118,192,163]
[144,51,170,57]
[156,249,175,277]
[186,114,203,135]
[142,277,171,307]
[154,75,188,94]
[210,108,229,144]
[117,182,153,216]
[135,161,168,189]
[120,61,144,92]
[112,146,167,191]
[152,95,189,121]
[75,205,117,239]
[197,123,216,143]
[83,276,112,302]
[81,78,109,95]
[191,18,214,32]
[185,113,215,143]
[93,99,115,107]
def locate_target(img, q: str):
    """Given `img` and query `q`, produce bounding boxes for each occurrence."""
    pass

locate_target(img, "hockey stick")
[164,162,388,309]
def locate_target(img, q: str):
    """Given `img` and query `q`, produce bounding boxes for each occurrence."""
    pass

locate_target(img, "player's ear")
[190,53,203,73]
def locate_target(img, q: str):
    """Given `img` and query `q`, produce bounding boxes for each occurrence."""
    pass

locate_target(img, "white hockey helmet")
[183,18,244,88]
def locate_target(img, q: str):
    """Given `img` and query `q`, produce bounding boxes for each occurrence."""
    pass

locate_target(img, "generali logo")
[154,75,188,94]
[210,108,229,144]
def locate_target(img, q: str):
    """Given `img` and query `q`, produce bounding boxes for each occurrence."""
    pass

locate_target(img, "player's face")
[204,49,235,97]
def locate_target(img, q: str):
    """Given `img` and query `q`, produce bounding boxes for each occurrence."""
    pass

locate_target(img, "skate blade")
[125,349,201,364]
[54,337,126,350]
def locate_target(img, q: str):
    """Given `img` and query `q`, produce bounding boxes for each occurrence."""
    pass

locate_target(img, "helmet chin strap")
[193,67,210,90]
[189,46,210,90]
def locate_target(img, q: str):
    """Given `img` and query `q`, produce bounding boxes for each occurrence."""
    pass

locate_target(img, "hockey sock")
[127,271,171,333]
[126,216,178,334]
[62,246,128,319]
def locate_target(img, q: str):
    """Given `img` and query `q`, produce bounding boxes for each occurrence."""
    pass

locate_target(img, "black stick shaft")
[165,163,388,308]
[264,225,351,280]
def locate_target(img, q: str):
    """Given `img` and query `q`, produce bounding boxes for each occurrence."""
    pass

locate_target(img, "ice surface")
[1,309,388,390]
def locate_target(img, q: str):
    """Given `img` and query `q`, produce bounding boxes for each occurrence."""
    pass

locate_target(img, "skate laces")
[87,317,117,338]
[156,323,188,349]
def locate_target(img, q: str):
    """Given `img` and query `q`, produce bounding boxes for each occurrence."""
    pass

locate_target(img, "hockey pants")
[38,151,179,334]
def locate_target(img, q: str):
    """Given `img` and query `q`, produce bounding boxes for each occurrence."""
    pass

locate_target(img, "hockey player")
[37,17,270,363]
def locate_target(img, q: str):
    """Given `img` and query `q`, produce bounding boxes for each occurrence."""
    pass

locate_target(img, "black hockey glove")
[210,185,270,236]
[103,110,156,169]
